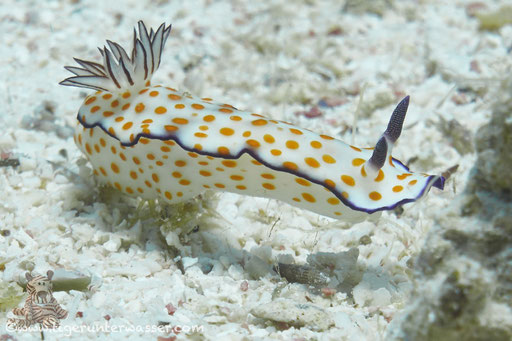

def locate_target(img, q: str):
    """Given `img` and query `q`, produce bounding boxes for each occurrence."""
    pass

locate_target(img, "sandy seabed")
[1,0,511,340]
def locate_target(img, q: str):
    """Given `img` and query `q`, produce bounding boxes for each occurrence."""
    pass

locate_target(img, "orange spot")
[175,160,186,167]
[149,91,159,97]
[295,178,311,186]
[161,146,171,152]
[327,198,340,205]
[99,167,107,176]
[137,187,144,193]
[110,146,117,154]
[156,161,164,166]
[114,182,122,191]
[374,169,385,182]
[146,153,155,160]
[85,96,97,105]
[177,192,183,197]
[172,172,182,178]
[230,116,242,121]
[261,173,275,179]
[271,149,282,156]
[115,116,124,122]
[320,134,334,140]
[352,158,365,166]
[99,138,106,147]
[392,185,403,192]
[242,131,251,137]
[214,183,226,188]
[175,104,185,109]
[361,166,367,177]
[408,179,418,186]
[369,191,382,201]
[122,122,133,130]
[103,111,114,117]
[194,143,203,150]
[218,146,230,155]
[172,118,189,125]
[251,119,267,126]
[310,141,322,149]
[230,175,244,181]
[188,152,198,158]
[90,106,100,113]
[133,157,141,165]
[168,94,181,100]
[263,134,275,144]
[199,170,212,177]
[199,125,209,131]
[283,161,298,171]
[155,106,167,114]
[102,94,112,100]
[144,180,152,188]
[389,156,395,167]
[219,108,233,114]
[135,103,145,113]
[252,160,262,166]
[201,97,212,101]
[397,173,413,180]
[292,197,301,202]
[142,119,153,124]
[341,175,355,186]
[325,179,335,188]
[203,115,215,122]
[192,103,204,110]
[198,161,209,166]
[94,144,100,153]
[236,185,246,190]
[350,146,362,152]
[289,128,303,135]
[139,88,149,94]
[85,143,92,154]
[140,138,150,144]
[342,191,349,199]
[220,127,235,136]
[165,125,178,132]
[286,140,299,149]
[262,183,275,190]
[247,139,260,148]
[122,91,131,98]
[222,160,237,168]
[302,193,316,203]
[111,100,119,108]
[122,103,131,110]
[111,163,120,173]
[77,134,82,145]
[305,157,320,168]
[195,132,208,138]
[322,155,336,164]
[165,191,173,200]
[119,152,126,161]
[152,173,160,183]
[130,171,138,179]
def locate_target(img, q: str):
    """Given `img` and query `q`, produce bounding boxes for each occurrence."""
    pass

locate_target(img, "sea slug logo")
[6,271,68,330]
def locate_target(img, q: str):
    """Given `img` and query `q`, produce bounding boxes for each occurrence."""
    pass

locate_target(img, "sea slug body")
[61,21,445,222]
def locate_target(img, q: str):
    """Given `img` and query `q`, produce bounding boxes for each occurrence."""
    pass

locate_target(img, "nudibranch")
[60,21,444,222]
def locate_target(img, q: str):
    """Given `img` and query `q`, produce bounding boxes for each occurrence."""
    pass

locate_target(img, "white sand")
[1,0,510,340]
